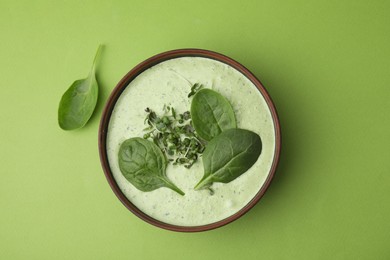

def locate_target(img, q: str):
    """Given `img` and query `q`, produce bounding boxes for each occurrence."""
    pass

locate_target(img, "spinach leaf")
[190,88,236,141]
[118,137,185,195]
[58,45,102,130]
[194,128,262,190]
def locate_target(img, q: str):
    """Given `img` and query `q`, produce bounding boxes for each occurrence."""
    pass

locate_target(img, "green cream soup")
[107,57,275,226]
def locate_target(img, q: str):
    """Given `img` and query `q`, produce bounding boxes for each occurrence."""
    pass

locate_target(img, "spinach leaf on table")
[58,45,102,130]
[118,137,185,195]
[194,128,262,190]
[190,88,236,141]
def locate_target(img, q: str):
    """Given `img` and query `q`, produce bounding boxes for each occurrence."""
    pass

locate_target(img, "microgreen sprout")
[143,105,205,169]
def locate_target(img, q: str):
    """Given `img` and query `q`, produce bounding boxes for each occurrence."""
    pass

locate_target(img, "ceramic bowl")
[98,49,281,232]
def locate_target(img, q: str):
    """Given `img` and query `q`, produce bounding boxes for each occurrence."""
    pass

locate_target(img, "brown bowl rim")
[98,48,281,232]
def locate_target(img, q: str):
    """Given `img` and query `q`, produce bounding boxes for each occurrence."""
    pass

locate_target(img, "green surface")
[1,1,389,259]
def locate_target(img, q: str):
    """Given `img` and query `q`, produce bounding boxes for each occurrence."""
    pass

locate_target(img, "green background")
[1,0,389,259]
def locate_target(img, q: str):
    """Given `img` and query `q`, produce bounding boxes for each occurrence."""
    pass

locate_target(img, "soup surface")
[107,57,276,226]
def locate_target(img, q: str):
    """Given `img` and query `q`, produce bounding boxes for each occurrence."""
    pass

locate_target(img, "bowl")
[98,49,281,232]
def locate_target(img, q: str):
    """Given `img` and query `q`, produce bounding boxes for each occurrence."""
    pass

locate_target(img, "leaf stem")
[193,176,210,191]
[164,179,185,196]
[91,44,103,74]
[168,68,192,87]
